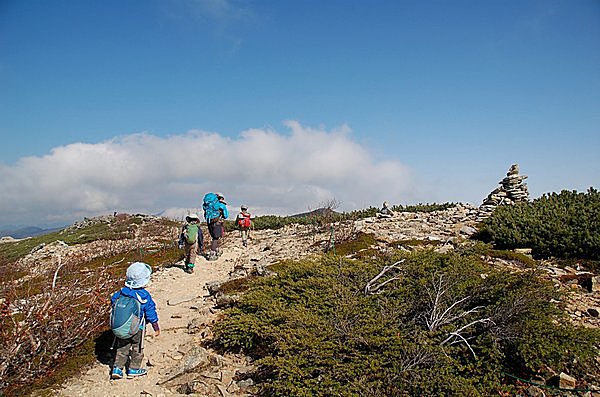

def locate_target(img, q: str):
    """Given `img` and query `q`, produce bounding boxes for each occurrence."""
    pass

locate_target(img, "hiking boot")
[207,252,218,261]
[111,367,124,379]
[127,368,148,378]
[185,266,194,274]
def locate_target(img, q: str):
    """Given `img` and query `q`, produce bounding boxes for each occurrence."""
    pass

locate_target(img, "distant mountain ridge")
[0,225,63,239]
[290,207,339,218]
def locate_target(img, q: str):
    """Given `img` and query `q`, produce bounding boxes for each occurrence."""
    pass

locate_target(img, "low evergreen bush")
[213,251,599,396]
[477,188,600,262]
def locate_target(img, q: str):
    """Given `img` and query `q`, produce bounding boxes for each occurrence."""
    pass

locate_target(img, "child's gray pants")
[113,328,144,369]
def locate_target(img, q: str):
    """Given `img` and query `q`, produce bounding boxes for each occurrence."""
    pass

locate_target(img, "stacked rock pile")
[479,164,529,218]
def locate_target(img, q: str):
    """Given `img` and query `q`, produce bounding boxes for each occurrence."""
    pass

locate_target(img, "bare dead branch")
[439,318,494,359]
[51,255,64,290]
[364,259,405,295]
[398,349,433,373]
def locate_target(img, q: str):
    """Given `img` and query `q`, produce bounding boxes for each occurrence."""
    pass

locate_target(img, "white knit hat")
[125,262,152,289]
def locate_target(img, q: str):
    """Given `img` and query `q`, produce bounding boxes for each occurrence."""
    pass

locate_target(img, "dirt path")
[51,209,483,396]
[55,235,258,397]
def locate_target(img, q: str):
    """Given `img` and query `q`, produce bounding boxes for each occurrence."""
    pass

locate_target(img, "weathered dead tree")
[364,260,405,295]
[423,274,484,332]
[420,273,492,358]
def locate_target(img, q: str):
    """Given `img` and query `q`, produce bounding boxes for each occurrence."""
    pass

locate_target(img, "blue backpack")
[203,193,221,222]
[110,293,143,339]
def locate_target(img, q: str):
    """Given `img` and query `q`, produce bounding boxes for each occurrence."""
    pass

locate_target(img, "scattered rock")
[187,317,206,333]
[215,292,239,308]
[459,225,477,236]
[237,378,254,389]
[255,259,276,277]
[206,281,224,296]
[161,346,212,384]
[514,248,532,255]
[176,380,212,395]
[216,384,232,397]
[559,372,577,389]
[199,369,222,381]
[526,385,546,397]
[591,276,600,293]
[229,264,249,279]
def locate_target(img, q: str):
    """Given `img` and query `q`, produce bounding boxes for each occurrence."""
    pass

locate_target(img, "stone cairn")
[479,164,529,218]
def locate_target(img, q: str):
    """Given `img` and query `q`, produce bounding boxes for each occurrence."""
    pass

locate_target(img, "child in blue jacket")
[110,262,160,379]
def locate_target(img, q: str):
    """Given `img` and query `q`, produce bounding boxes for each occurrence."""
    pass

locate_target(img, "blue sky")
[0,0,599,226]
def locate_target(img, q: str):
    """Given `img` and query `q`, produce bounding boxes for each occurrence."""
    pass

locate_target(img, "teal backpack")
[110,293,143,339]
[203,193,220,221]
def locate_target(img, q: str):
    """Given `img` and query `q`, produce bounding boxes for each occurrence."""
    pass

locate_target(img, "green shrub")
[333,232,376,257]
[213,251,599,396]
[477,188,600,262]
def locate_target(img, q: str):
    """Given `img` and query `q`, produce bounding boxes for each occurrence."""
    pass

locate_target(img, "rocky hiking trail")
[53,205,600,396]
[54,219,340,397]
[55,239,261,397]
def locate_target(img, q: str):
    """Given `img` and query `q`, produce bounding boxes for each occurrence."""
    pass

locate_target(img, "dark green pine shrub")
[476,188,600,261]
[213,251,599,396]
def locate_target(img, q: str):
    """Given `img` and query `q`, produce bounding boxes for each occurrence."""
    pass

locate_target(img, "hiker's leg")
[184,244,192,264]
[188,242,197,268]
[208,223,216,252]
[197,230,203,254]
[113,337,131,368]
[207,222,221,259]
[216,223,224,254]
[128,329,144,369]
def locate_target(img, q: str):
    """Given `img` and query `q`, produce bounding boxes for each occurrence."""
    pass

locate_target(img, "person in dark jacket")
[110,262,160,379]
[203,192,229,260]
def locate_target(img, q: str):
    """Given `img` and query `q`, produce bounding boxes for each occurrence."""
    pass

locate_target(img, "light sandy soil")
[55,234,257,397]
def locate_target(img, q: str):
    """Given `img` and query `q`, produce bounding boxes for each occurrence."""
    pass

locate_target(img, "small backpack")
[185,224,199,244]
[110,293,143,339]
[238,213,251,228]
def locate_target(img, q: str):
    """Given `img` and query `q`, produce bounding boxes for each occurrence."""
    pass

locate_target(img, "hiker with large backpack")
[109,262,160,380]
[235,204,253,247]
[180,213,203,274]
[202,192,228,261]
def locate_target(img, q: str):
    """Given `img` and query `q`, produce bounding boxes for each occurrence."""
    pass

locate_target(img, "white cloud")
[0,122,413,227]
